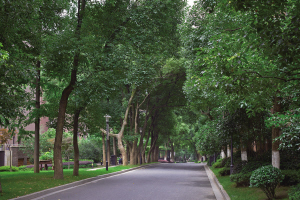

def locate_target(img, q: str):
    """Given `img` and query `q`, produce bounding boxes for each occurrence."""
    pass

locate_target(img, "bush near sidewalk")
[289,183,300,200]
[0,166,19,172]
[281,170,300,186]
[210,166,290,200]
[212,159,223,168]
[249,165,284,200]
[230,172,252,187]
[218,167,230,176]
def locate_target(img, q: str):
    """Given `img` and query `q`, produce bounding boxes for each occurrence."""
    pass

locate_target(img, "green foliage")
[62,164,93,169]
[78,137,102,163]
[0,166,19,172]
[240,161,270,174]
[250,165,284,200]
[232,161,248,174]
[21,128,70,161]
[18,166,33,172]
[212,159,223,168]
[221,157,231,168]
[280,149,300,170]
[267,109,300,152]
[281,170,300,186]
[40,151,53,160]
[230,172,252,187]
[218,167,230,176]
[289,183,300,200]
[180,0,300,157]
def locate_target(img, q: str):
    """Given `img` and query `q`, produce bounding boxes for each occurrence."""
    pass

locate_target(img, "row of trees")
[177,0,300,168]
[0,0,187,182]
[1,1,299,191]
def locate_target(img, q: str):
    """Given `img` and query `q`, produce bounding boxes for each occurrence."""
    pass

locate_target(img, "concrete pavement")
[12,163,230,200]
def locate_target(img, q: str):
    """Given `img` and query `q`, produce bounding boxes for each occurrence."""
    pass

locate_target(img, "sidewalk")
[204,163,231,200]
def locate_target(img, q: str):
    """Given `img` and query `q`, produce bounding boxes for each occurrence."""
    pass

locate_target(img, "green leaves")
[250,165,284,199]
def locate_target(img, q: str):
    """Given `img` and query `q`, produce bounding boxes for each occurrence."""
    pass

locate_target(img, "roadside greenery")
[250,165,285,200]
[210,166,290,200]
[1,0,300,198]
[289,183,300,200]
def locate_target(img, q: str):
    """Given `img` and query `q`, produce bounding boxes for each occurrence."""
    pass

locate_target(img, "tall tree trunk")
[142,152,145,164]
[127,145,130,164]
[272,95,281,168]
[73,109,81,176]
[142,129,151,163]
[130,102,140,165]
[164,144,168,161]
[227,145,231,157]
[195,150,199,161]
[113,137,117,156]
[102,132,106,164]
[34,61,40,173]
[147,133,157,163]
[0,180,2,193]
[105,88,136,166]
[54,69,77,179]
[241,139,247,161]
[170,142,175,162]
[117,135,127,165]
[53,0,85,180]
[130,140,138,165]
[152,146,159,162]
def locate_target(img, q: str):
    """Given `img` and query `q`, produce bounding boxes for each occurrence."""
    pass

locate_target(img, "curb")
[11,163,159,200]
[204,164,231,200]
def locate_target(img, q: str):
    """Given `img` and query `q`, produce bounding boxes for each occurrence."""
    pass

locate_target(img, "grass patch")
[210,167,290,200]
[0,165,139,200]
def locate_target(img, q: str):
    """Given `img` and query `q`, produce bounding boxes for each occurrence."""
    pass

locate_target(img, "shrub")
[0,166,19,172]
[250,165,284,200]
[79,137,102,162]
[18,165,33,171]
[212,159,223,168]
[280,149,300,170]
[230,172,252,187]
[62,163,93,169]
[40,151,53,160]
[220,157,230,168]
[281,170,300,186]
[232,160,248,174]
[240,161,270,174]
[218,167,230,176]
[289,183,300,200]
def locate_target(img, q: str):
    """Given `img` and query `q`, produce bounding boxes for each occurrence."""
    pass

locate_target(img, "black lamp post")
[104,114,111,171]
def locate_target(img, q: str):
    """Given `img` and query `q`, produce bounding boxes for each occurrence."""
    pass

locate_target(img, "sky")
[187,0,195,7]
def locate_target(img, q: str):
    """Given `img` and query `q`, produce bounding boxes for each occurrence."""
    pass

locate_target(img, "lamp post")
[104,114,111,171]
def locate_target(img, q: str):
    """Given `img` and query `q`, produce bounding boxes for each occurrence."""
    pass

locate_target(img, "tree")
[180,0,300,168]
[0,128,12,144]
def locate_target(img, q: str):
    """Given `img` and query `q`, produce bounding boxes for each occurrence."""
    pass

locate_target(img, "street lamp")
[104,114,111,171]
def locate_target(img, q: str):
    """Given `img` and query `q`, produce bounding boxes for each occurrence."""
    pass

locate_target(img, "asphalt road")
[32,163,216,200]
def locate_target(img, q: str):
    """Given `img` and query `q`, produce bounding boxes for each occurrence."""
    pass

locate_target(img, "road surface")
[27,163,217,200]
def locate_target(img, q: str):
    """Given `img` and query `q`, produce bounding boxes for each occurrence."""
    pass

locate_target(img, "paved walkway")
[12,163,229,200]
